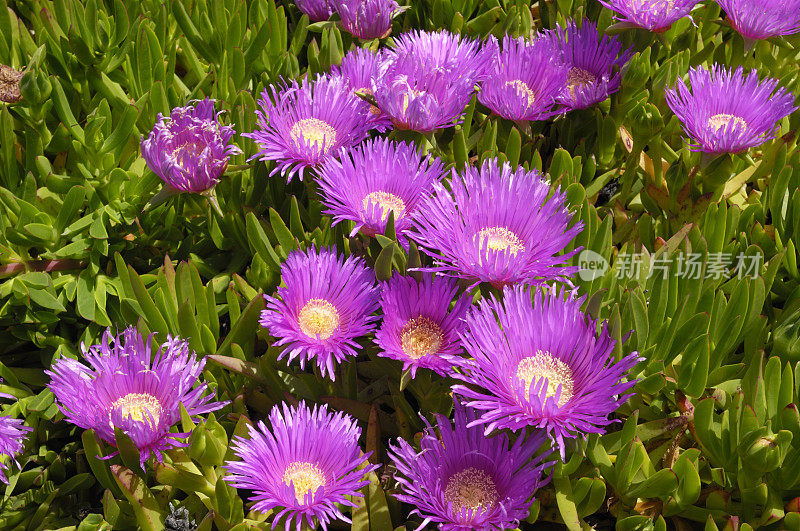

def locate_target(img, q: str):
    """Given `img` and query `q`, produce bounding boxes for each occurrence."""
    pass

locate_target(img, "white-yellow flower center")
[400,317,444,359]
[478,227,525,256]
[283,461,326,503]
[110,393,163,426]
[290,118,337,155]
[443,467,499,513]
[505,80,536,108]
[707,113,747,133]
[362,191,407,222]
[298,299,340,340]
[515,350,575,406]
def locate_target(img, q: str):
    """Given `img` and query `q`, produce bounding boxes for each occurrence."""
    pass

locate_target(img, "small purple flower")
[548,21,634,111]
[452,285,640,458]
[0,415,31,484]
[409,158,582,288]
[388,399,552,530]
[259,247,380,379]
[295,0,332,21]
[317,138,445,245]
[141,99,241,193]
[246,76,371,182]
[329,48,392,132]
[665,65,798,154]
[225,401,378,531]
[46,327,226,463]
[597,0,700,31]
[478,35,568,122]
[337,0,400,39]
[718,0,800,42]
[374,275,471,378]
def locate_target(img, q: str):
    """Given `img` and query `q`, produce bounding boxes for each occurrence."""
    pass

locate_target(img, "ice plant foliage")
[337,0,400,39]
[453,286,640,457]
[259,247,380,379]
[665,65,798,154]
[225,401,377,531]
[389,400,552,530]
[294,0,332,21]
[140,98,241,193]
[717,0,800,41]
[409,158,582,287]
[329,48,391,132]
[478,35,568,122]
[0,414,31,484]
[246,76,371,182]
[317,138,445,244]
[46,328,226,463]
[548,21,634,111]
[598,0,700,31]
[374,275,471,378]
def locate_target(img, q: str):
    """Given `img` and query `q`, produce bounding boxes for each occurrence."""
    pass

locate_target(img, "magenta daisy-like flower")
[597,0,700,31]
[374,275,471,378]
[386,30,492,83]
[140,98,241,193]
[317,138,445,245]
[337,0,400,39]
[548,21,634,111]
[225,401,378,531]
[46,327,226,463]
[478,35,567,122]
[259,247,380,379]
[295,0,332,21]
[409,158,582,287]
[717,0,800,41]
[0,414,31,484]
[246,76,371,182]
[389,399,552,530]
[665,65,798,155]
[452,285,640,457]
[329,48,391,132]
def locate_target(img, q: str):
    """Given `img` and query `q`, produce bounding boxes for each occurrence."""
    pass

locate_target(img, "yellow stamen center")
[478,227,525,256]
[707,113,747,133]
[298,299,340,340]
[400,317,444,360]
[515,350,574,406]
[283,461,326,503]
[505,80,537,108]
[443,467,499,513]
[566,68,597,98]
[290,118,337,155]
[110,393,163,426]
[362,191,407,222]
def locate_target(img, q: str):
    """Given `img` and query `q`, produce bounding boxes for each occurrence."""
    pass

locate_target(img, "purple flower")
[140,99,241,193]
[259,247,380,379]
[718,0,800,41]
[452,285,640,457]
[337,0,400,39]
[547,21,634,111]
[478,35,567,122]
[386,30,492,83]
[225,401,378,531]
[46,327,226,463]
[295,0,332,21]
[388,399,552,530]
[597,0,700,31]
[0,415,31,484]
[317,138,445,245]
[665,65,798,154]
[246,76,371,182]
[329,48,392,132]
[374,275,471,378]
[409,158,583,288]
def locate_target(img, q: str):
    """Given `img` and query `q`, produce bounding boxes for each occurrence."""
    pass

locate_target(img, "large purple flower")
[597,0,700,31]
[374,275,471,378]
[0,414,31,484]
[259,247,380,379]
[389,399,552,530]
[329,48,392,132]
[295,0,332,21]
[46,327,226,463]
[452,285,640,457]
[246,76,371,182]
[338,0,400,39]
[665,65,797,154]
[140,98,241,193]
[386,30,492,83]
[225,401,378,531]
[548,21,634,111]
[718,0,800,41]
[409,158,582,287]
[317,138,445,245]
[478,35,567,122]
